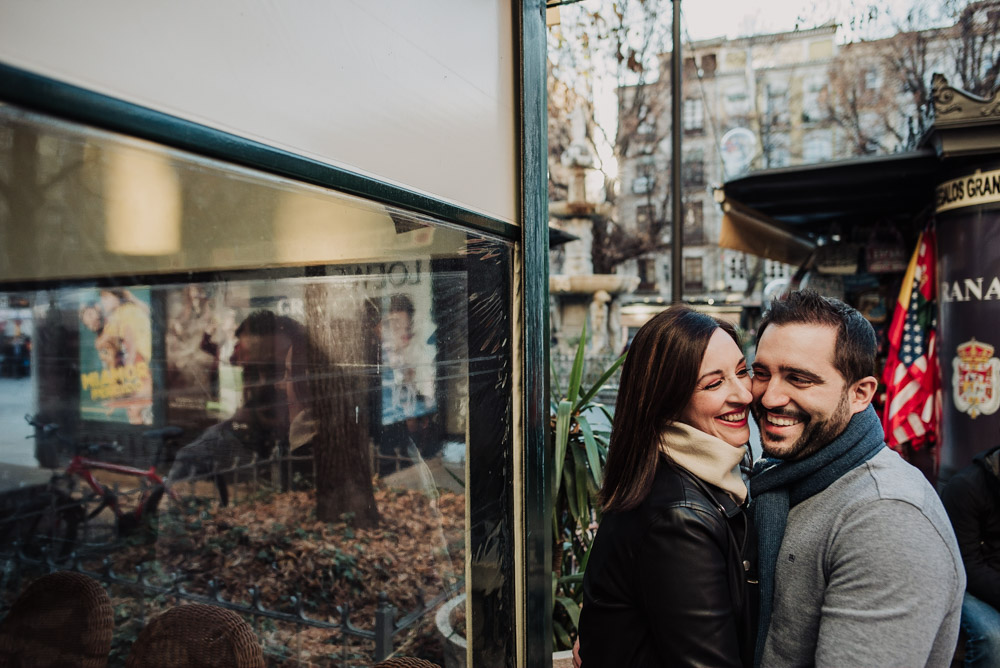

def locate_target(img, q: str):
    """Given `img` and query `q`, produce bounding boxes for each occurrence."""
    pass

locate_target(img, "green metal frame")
[519,0,553,664]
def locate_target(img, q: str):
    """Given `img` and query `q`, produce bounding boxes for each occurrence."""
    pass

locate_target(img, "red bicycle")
[0,416,182,562]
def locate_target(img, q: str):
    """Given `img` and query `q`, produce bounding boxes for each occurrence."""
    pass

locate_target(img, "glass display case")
[0,102,517,666]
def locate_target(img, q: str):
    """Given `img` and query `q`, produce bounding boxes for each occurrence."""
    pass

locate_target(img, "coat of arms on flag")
[953,338,1000,419]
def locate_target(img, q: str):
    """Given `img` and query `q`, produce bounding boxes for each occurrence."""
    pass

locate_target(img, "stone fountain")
[550,105,638,355]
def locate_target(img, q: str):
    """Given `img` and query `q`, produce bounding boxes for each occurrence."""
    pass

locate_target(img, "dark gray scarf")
[749,404,884,668]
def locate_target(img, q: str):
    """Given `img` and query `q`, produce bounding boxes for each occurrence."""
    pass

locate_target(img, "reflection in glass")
[0,102,513,666]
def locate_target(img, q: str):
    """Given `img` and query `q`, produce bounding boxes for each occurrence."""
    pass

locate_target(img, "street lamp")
[671,0,683,303]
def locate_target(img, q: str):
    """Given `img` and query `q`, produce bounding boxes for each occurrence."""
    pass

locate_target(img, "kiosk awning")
[716,148,942,264]
[718,199,816,267]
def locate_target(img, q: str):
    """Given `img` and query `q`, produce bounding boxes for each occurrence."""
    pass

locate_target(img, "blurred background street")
[0,377,35,467]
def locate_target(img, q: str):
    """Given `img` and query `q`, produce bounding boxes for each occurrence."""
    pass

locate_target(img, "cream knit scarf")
[658,422,748,504]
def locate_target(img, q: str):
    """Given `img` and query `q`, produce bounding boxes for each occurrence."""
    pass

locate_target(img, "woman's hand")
[573,638,582,668]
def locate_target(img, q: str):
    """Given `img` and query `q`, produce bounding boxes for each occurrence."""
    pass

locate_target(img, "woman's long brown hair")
[599,305,739,513]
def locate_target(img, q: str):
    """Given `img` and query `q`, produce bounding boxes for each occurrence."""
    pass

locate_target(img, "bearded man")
[749,290,964,667]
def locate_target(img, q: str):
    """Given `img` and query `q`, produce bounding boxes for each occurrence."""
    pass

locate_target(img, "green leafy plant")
[550,322,626,650]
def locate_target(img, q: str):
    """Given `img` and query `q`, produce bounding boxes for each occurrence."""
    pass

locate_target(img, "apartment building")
[616,23,840,301]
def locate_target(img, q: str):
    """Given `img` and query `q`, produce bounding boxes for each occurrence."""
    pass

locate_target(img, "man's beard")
[753,390,852,461]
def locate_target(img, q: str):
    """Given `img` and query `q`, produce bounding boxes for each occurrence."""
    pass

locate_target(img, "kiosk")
[0,2,551,665]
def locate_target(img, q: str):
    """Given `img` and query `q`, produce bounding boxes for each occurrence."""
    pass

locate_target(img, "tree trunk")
[305,282,380,527]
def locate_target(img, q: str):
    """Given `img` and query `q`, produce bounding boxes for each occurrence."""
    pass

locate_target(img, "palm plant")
[550,322,626,649]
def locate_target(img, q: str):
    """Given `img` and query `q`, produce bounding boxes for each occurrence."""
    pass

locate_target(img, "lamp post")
[671,0,683,303]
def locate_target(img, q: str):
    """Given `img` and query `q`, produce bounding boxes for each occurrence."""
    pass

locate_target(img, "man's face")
[751,323,855,461]
[233,332,291,430]
[385,310,413,348]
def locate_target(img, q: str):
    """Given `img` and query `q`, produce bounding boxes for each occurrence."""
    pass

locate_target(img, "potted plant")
[550,322,625,651]
[434,323,624,664]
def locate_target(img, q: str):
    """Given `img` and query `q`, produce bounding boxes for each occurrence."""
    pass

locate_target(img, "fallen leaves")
[92,482,465,665]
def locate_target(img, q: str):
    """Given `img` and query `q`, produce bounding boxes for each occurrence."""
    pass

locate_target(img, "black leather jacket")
[579,454,758,667]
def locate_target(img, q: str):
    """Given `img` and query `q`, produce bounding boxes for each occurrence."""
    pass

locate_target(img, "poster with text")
[78,287,153,425]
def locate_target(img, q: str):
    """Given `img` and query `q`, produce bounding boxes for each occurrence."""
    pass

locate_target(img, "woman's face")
[679,328,753,447]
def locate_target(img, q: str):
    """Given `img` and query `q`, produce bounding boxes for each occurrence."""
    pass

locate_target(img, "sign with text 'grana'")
[937,179,1000,472]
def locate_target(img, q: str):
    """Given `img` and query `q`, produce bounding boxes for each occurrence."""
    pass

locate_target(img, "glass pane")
[0,103,514,667]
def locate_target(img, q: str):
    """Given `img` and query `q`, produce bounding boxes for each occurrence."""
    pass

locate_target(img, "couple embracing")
[575,291,964,668]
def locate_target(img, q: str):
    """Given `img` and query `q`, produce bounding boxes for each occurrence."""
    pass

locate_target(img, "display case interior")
[0,102,515,667]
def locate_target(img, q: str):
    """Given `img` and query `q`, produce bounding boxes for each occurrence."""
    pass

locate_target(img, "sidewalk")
[0,377,36,468]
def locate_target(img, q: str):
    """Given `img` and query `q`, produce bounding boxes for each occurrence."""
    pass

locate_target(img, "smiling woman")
[679,328,753,447]
[577,304,757,668]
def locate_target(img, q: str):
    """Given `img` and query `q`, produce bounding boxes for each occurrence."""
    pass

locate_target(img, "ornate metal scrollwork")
[931,73,1000,125]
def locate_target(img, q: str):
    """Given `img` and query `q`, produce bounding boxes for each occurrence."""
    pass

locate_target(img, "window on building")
[803,131,833,163]
[769,147,790,168]
[632,175,655,194]
[683,201,705,245]
[631,156,658,194]
[765,259,791,279]
[766,85,790,126]
[864,67,881,90]
[683,256,704,291]
[725,92,750,117]
[636,204,656,227]
[726,253,747,281]
[683,98,704,133]
[636,103,656,137]
[684,56,698,78]
[682,149,705,187]
[701,53,717,78]
[765,134,791,168]
[803,76,826,123]
[638,258,657,292]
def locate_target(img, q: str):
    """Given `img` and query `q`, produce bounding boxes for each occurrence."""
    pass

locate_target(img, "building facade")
[617,23,850,303]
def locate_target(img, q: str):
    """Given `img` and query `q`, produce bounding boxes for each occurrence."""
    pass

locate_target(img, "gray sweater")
[762,448,964,667]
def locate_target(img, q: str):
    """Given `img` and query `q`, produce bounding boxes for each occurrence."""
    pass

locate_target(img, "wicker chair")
[373,658,443,668]
[124,603,264,668]
[0,570,113,668]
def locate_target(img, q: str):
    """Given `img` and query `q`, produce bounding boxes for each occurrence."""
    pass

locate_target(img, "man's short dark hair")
[389,294,414,319]
[757,290,877,384]
[235,309,279,339]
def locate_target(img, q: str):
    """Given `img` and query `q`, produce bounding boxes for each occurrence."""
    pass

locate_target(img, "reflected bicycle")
[0,416,182,562]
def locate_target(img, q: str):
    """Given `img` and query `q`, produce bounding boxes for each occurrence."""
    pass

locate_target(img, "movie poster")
[379,278,437,426]
[325,259,440,426]
[77,287,153,425]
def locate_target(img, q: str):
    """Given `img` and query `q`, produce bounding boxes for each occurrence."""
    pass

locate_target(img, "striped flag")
[882,227,940,458]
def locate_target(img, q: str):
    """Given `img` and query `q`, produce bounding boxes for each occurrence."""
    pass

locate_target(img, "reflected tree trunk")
[305,282,380,528]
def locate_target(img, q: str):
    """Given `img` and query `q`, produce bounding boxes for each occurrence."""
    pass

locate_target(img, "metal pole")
[671,0,683,303]
[374,591,395,661]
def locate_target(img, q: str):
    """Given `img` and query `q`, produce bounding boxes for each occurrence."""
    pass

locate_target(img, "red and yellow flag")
[882,227,940,459]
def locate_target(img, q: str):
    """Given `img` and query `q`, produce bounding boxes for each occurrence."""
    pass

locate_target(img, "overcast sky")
[681,0,937,42]
[682,0,844,40]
